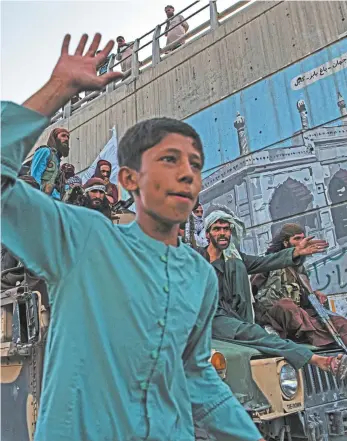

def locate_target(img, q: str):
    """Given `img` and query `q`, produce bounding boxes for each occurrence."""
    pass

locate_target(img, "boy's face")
[120,133,203,225]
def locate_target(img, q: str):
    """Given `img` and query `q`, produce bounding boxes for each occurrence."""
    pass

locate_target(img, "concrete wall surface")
[31,0,347,172]
[29,0,347,304]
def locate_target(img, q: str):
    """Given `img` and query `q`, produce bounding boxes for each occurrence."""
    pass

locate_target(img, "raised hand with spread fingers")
[24,33,123,117]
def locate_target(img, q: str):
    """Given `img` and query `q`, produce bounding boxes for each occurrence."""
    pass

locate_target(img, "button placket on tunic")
[1,102,263,441]
[143,247,171,432]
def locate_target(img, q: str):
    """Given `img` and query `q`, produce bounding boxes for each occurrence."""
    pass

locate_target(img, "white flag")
[79,128,132,203]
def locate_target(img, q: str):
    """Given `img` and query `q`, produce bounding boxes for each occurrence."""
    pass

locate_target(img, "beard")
[85,195,104,210]
[209,234,230,251]
[58,142,70,157]
[91,198,103,209]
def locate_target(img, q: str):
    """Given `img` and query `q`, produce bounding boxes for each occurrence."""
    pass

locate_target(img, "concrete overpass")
[29,0,347,175]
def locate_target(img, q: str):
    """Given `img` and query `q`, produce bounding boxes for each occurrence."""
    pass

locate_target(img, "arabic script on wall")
[291,53,347,90]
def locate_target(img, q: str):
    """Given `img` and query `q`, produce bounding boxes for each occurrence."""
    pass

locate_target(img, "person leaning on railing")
[164,4,189,51]
[115,36,134,74]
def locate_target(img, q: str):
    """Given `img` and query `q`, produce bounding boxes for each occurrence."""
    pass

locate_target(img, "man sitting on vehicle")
[252,223,347,347]
[198,205,328,324]
[30,127,70,199]
[197,205,347,380]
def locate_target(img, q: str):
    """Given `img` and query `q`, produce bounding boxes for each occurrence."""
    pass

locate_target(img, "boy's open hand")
[50,33,123,95]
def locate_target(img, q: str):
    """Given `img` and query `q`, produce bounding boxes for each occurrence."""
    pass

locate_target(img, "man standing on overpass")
[165,4,189,51]
[2,33,264,441]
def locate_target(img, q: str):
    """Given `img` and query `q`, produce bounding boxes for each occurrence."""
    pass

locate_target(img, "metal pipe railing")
[51,0,253,123]
[160,14,210,54]
[218,0,250,21]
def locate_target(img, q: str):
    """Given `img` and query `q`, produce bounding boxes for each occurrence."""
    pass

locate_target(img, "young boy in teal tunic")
[1,34,265,441]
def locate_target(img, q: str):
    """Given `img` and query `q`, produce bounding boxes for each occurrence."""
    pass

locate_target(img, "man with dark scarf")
[197,207,347,380]
[252,223,347,348]
[57,162,76,198]
[82,177,112,220]
[92,159,118,204]
[30,127,70,199]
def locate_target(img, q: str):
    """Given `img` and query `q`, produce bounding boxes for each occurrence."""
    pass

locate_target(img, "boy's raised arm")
[1,34,123,283]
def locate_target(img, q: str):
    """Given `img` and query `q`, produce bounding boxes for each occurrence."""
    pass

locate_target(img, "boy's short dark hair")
[116,36,125,42]
[117,117,204,171]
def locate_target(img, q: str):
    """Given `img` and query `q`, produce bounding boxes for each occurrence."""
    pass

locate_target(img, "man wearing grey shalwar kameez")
[197,205,347,377]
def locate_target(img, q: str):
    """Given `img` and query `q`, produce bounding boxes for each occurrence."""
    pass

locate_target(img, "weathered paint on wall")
[195,39,347,298]
[186,39,347,175]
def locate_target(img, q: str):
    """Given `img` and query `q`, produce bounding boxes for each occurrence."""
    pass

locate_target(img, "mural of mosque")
[200,92,347,297]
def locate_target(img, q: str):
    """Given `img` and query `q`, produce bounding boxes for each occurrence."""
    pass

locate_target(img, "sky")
[1,0,233,104]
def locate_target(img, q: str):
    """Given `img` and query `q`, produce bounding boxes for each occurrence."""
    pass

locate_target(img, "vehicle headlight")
[211,351,227,380]
[280,364,298,399]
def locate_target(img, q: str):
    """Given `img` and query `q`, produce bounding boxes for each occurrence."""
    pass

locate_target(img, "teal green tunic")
[1,101,262,441]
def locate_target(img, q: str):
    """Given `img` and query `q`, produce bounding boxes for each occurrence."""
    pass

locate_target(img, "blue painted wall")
[186,39,347,305]
[185,39,347,176]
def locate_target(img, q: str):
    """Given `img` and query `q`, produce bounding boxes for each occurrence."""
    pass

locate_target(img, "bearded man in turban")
[252,223,347,348]
[82,177,112,220]
[92,159,118,204]
[197,205,347,380]
[200,204,328,323]
[30,127,70,199]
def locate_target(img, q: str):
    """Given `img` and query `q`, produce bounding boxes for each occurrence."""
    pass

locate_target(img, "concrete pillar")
[209,0,219,31]
[63,101,72,119]
[131,39,140,78]
[152,25,161,66]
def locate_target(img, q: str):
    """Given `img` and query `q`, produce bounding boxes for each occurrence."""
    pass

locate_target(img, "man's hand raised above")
[292,236,329,258]
[23,33,123,118]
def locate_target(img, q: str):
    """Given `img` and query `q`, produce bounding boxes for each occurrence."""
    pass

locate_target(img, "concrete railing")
[51,0,253,124]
